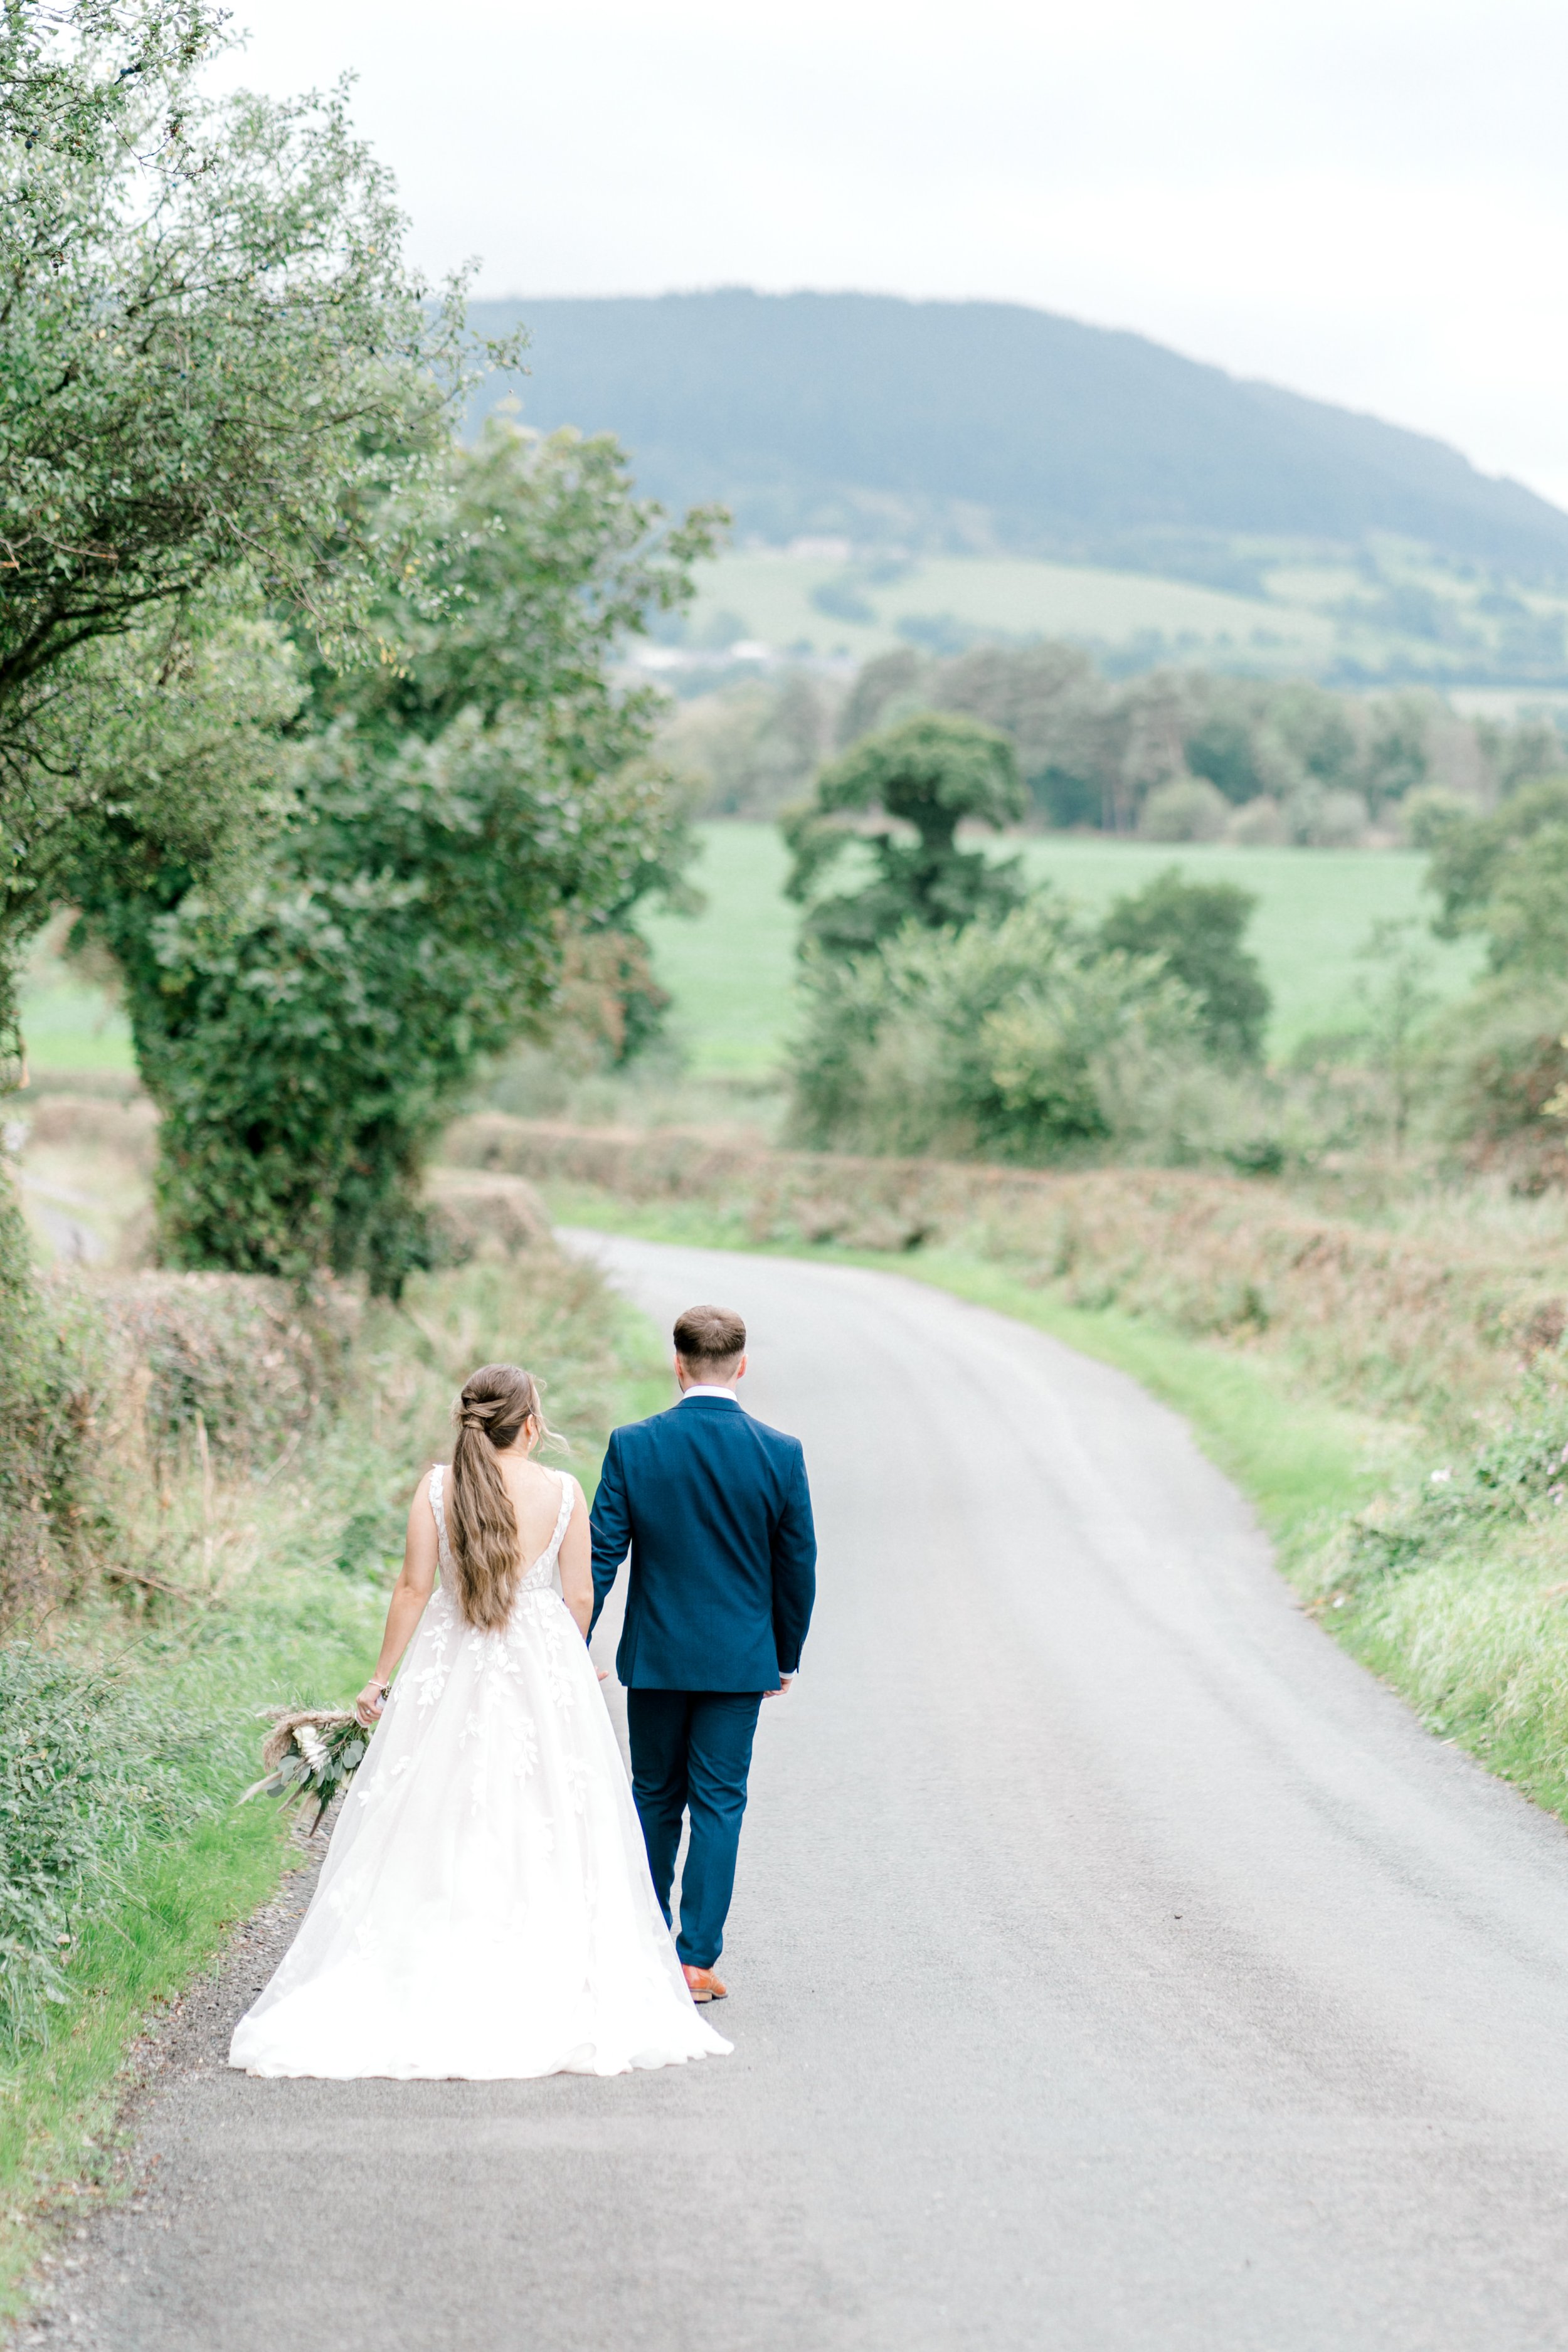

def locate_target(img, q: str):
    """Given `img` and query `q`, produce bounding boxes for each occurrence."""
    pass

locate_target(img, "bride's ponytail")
[447,1364,561,1631]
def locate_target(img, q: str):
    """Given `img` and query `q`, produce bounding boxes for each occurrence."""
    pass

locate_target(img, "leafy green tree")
[0,0,488,1595]
[75,425,719,1291]
[1354,919,1441,1152]
[1421,776,1568,969]
[934,642,1107,828]
[1098,868,1271,1063]
[1,0,481,1060]
[781,712,1027,959]
[1412,776,1568,1179]
[1,2,225,149]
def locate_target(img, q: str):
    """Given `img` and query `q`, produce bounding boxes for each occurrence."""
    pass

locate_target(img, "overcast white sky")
[215,1,1568,505]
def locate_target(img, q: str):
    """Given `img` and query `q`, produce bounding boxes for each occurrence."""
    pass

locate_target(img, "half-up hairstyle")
[447,1363,562,1631]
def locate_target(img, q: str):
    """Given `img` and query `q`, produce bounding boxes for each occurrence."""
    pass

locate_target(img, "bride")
[229,1362,731,2080]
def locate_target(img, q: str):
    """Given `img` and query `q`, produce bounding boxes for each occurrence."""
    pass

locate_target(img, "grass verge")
[0,1807,294,2312]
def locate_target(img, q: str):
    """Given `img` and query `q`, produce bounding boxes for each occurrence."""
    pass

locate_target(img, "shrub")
[1431,978,1568,1189]
[1225,795,1288,846]
[1137,776,1229,842]
[787,900,1209,1161]
[1342,1375,1568,1593]
[1098,867,1271,1064]
[0,1186,112,1623]
[0,1239,344,1626]
[0,1645,205,2056]
[1424,776,1568,946]
[1284,783,1370,847]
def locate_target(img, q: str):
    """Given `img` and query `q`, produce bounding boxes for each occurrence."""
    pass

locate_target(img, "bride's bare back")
[494,1448,591,1628]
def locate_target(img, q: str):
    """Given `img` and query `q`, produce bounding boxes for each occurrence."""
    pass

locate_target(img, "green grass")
[685,546,1568,682]
[0,1806,295,2311]
[14,975,134,1076]
[0,1587,373,2319]
[1014,837,1483,1054]
[686,549,1333,667]
[13,819,1481,1086]
[1334,1525,1568,1816]
[640,822,1482,1076]
[642,824,798,1077]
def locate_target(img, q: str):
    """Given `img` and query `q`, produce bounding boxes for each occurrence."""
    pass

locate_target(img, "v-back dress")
[229,1466,731,2079]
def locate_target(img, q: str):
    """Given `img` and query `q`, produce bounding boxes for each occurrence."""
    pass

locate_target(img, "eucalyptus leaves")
[243,1709,371,1834]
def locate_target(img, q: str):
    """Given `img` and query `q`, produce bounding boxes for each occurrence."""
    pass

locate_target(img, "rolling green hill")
[468,290,1568,590]
[681,549,1335,673]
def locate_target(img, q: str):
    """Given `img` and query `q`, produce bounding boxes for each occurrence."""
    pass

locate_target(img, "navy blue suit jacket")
[588,1394,817,1692]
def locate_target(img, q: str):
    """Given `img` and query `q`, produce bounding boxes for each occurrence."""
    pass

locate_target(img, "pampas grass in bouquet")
[242,1708,369,1831]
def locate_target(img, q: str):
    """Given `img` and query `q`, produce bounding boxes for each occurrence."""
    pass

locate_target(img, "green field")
[686,550,1334,668]
[644,824,1483,1076]
[16,824,1482,1086]
[679,548,1568,683]
[642,825,800,1076]
[1016,837,1483,1055]
[14,938,134,1074]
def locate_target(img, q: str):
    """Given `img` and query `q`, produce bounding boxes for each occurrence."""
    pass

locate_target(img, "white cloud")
[215,0,1568,504]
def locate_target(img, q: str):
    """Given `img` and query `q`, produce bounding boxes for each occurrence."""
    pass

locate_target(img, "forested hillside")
[467,290,1568,581]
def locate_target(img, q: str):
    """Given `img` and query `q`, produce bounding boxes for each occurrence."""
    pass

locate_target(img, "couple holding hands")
[231,1302,816,2080]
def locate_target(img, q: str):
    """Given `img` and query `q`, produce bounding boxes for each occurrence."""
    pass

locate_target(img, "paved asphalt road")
[28,1234,1568,2351]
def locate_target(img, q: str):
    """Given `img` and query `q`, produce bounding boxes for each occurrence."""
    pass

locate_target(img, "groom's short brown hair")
[674,1304,746,1365]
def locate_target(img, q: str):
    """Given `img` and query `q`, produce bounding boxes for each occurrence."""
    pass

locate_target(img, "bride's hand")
[354,1680,387,1729]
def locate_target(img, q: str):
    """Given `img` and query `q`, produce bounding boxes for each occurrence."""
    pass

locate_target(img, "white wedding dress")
[229,1466,731,2079]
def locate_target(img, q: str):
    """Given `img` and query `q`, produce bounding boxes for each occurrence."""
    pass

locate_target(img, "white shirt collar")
[679,1384,741,1404]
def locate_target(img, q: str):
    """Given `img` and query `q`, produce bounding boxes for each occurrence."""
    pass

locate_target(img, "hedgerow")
[0,1646,209,2057]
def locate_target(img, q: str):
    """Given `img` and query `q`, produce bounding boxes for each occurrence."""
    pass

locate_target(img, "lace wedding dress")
[230,1467,731,2079]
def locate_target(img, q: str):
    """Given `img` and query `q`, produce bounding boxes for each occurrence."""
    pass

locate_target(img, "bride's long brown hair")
[447,1364,562,1631]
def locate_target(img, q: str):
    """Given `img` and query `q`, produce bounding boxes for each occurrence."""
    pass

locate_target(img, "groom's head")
[674,1304,747,1391]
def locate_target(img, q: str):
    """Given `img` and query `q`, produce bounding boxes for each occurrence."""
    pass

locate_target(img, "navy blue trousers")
[626,1689,764,1969]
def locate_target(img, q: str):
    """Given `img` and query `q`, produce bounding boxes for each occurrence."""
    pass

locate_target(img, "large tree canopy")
[0,0,485,1058]
[71,424,720,1291]
[781,711,1027,960]
[2,4,721,1300]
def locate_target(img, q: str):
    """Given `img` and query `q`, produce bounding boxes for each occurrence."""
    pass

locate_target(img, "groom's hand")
[764,1673,795,1700]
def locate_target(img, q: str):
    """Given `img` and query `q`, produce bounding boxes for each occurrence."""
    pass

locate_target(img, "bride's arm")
[558,1479,593,1640]
[354,1475,440,1727]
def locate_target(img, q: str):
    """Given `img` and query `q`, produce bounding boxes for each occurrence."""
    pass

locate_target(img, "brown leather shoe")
[682,1964,728,2002]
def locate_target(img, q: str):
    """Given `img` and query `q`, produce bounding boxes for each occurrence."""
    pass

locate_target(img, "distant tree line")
[771,677,1568,1187]
[662,645,1564,844]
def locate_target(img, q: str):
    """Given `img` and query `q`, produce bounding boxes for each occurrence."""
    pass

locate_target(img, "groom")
[588,1303,817,2001]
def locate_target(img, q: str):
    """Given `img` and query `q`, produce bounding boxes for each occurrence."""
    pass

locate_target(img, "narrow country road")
[33,1235,1568,2350]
